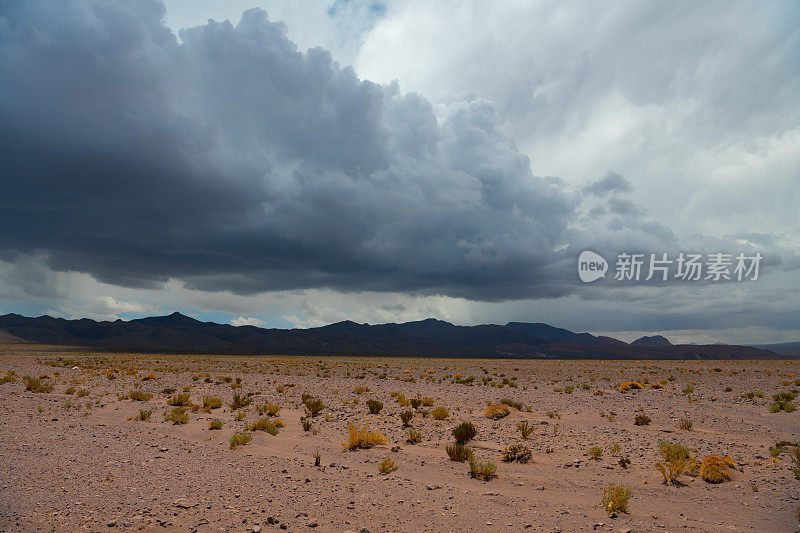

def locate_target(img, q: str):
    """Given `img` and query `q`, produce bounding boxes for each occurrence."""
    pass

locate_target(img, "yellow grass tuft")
[343,424,387,450]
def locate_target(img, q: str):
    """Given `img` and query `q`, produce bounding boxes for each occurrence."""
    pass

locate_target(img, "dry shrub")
[452,421,477,444]
[400,410,414,426]
[406,428,422,444]
[129,390,152,401]
[618,381,642,393]
[516,420,534,439]
[167,393,190,406]
[484,403,510,419]
[446,442,473,462]
[203,396,222,409]
[378,457,398,474]
[164,407,188,425]
[468,458,497,481]
[343,424,386,450]
[230,393,252,410]
[502,445,532,463]
[431,406,449,420]
[229,430,252,449]
[250,418,279,435]
[656,441,697,485]
[304,396,324,416]
[136,409,152,421]
[588,446,603,460]
[634,414,651,426]
[208,418,223,430]
[700,455,736,483]
[601,484,631,517]
[366,399,383,414]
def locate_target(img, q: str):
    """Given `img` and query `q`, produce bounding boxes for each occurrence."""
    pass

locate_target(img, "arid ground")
[1,343,799,532]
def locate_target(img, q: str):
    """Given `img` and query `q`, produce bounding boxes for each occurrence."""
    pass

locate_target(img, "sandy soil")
[1,343,799,532]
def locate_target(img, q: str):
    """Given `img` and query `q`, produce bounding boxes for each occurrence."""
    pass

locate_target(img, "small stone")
[307,518,318,527]
[252,526,262,533]
[107,519,117,527]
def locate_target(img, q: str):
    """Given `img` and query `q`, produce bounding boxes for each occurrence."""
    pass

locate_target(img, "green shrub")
[400,409,414,426]
[445,442,473,462]
[203,396,222,409]
[167,393,190,406]
[431,406,449,420]
[229,431,252,449]
[164,407,188,425]
[250,418,279,435]
[208,418,223,430]
[601,484,631,517]
[468,458,497,481]
[230,393,252,410]
[129,390,153,401]
[366,399,383,414]
[452,421,477,443]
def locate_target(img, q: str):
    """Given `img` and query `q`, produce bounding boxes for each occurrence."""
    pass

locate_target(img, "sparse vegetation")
[343,424,387,450]
[452,421,477,444]
[136,409,152,421]
[601,484,631,518]
[167,393,190,406]
[656,440,697,485]
[164,407,189,425]
[129,390,153,401]
[203,396,222,409]
[406,428,422,444]
[700,455,736,483]
[25,377,54,393]
[229,430,252,449]
[366,399,383,414]
[208,418,223,430]
[304,396,325,416]
[446,442,473,462]
[431,406,449,420]
[400,409,414,426]
[588,446,603,460]
[250,418,279,435]
[468,458,497,481]
[230,393,252,410]
[484,403,510,419]
[378,457,398,474]
[502,445,532,463]
[634,414,651,426]
[516,420,534,439]
[677,417,693,430]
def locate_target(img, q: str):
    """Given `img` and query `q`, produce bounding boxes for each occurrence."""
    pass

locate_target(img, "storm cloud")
[0,1,591,301]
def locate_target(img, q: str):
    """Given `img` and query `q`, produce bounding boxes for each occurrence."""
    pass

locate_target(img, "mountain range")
[0,312,789,359]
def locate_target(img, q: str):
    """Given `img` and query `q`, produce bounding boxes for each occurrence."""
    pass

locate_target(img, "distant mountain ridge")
[0,312,786,360]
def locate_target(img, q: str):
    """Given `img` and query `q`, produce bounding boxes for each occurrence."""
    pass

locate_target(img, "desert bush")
[76,389,89,398]
[301,417,312,432]
[229,430,252,449]
[304,396,324,416]
[682,384,694,395]
[136,409,152,421]
[677,417,693,430]
[484,403,510,419]
[634,414,651,426]
[601,484,631,517]
[250,418,279,435]
[313,448,321,466]
[446,442,473,462]
[208,418,223,430]
[343,424,387,450]
[618,457,631,469]
[499,398,523,410]
[421,397,434,406]
[468,458,497,481]
[516,420,534,440]
[65,386,76,395]
[502,445,532,463]
[618,381,642,393]
[230,393,252,410]
[167,393,190,406]
[261,401,281,416]
[366,399,383,414]
[25,377,54,393]
[452,421,477,444]
[129,390,152,401]
[656,440,697,485]
[588,446,603,460]
[161,387,177,394]
[203,396,222,409]
[164,407,189,425]
[546,411,561,419]
[400,410,414,426]
[353,385,369,394]
[700,455,735,483]
[609,442,621,455]
[406,428,422,444]
[431,406,450,420]
[234,410,246,421]
[396,394,410,407]
[274,419,285,428]
[410,397,422,409]
[378,457,398,474]
[0,371,18,384]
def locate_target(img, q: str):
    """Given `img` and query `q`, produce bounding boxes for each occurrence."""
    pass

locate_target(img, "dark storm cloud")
[0,1,687,302]
[583,172,633,197]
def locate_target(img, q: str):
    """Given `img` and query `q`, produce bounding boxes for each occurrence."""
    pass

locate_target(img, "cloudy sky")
[0,0,798,344]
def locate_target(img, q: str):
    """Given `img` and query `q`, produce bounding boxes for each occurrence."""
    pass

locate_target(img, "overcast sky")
[0,0,798,344]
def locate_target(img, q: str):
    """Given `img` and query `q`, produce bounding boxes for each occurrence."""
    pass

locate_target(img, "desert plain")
[1,342,800,532]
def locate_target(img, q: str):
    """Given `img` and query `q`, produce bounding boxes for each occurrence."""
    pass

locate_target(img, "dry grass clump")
[468,458,497,481]
[406,428,422,444]
[499,398,522,410]
[343,424,387,450]
[303,396,325,416]
[446,443,473,462]
[634,414,651,426]
[229,430,252,449]
[601,484,631,517]
[400,409,414,426]
[770,391,798,412]
[208,418,223,430]
[260,401,281,416]
[230,393,252,410]
[452,421,477,443]
[516,420,534,439]
[366,399,383,414]
[395,394,410,407]
[502,445,532,463]
[700,455,736,483]
[25,377,54,393]
[129,390,153,401]
[421,397,434,406]
[656,440,697,485]
[167,393,190,406]
[0,371,17,384]
[76,389,89,398]
[249,418,279,435]
[65,386,76,395]
[618,381,642,393]
[136,409,152,421]
[588,446,603,460]
[353,385,369,394]
[677,417,693,430]
[164,407,189,425]
[203,396,222,409]
[378,457,398,474]
[484,403,510,419]
[431,406,449,420]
